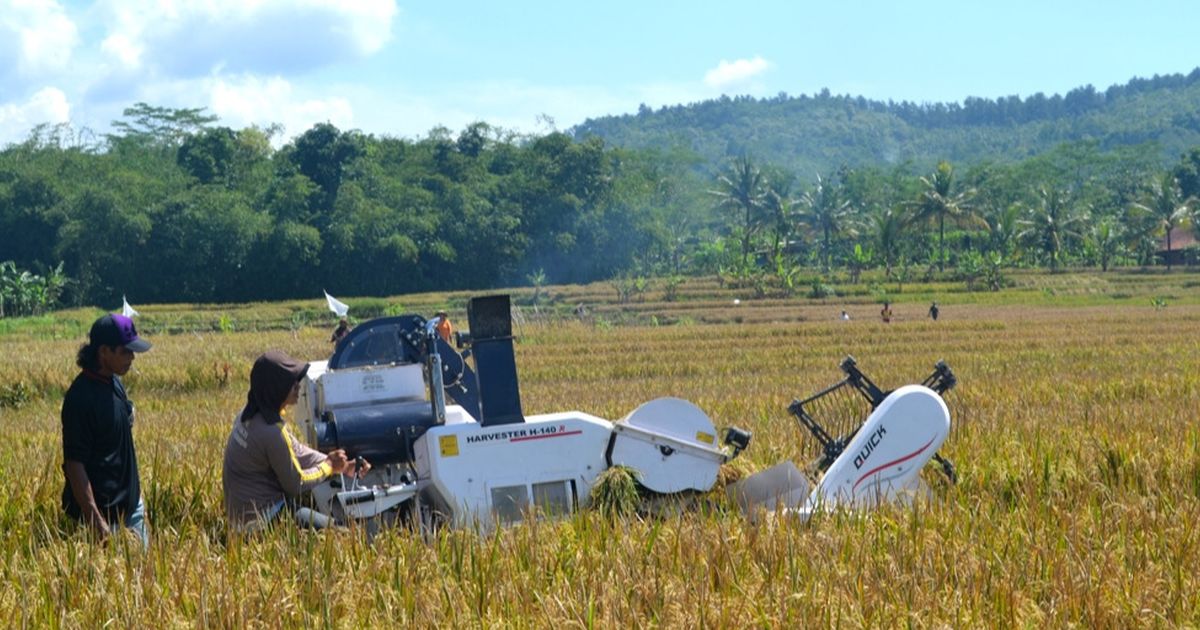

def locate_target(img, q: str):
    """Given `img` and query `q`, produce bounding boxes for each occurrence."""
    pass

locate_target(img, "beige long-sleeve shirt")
[222,411,332,529]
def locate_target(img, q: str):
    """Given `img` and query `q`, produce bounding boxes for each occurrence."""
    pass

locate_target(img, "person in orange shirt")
[434,311,453,344]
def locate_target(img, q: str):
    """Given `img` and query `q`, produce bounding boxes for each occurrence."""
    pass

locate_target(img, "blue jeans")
[236,500,335,533]
[112,498,148,548]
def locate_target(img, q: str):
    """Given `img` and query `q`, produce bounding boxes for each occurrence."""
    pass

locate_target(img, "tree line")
[705,144,1199,297]
[0,104,1198,315]
[573,68,1200,178]
[0,105,679,307]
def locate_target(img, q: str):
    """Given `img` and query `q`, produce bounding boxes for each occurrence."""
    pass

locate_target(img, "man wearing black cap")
[61,313,152,545]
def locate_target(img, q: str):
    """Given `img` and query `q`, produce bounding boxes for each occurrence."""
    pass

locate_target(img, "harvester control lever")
[349,456,366,490]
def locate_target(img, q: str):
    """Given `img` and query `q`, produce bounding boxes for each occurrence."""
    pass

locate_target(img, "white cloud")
[96,0,397,77]
[0,0,79,77]
[0,87,71,146]
[209,75,354,140]
[100,32,142,70]
[703,56,772,90]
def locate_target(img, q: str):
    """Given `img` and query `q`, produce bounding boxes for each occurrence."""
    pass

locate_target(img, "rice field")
[2,272,1199,627]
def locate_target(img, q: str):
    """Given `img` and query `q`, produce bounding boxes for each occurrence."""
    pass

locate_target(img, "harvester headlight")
[723,426,752,458]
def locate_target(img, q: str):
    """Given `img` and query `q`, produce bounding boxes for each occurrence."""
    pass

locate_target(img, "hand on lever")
[327,449,350,474]
[352,456,371,477]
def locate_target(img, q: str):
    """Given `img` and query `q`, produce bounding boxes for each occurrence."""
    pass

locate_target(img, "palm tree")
[762,176,796,262]
[870,205,905,279]
[1089,219,1123,272]
[983,203,1021,262]
[1017,187,1086,271]
[709,156,768,267]
[798,173,855,272]
[909,161,978,271]
[1121,202,1161,266]
[1131,173,1195,271]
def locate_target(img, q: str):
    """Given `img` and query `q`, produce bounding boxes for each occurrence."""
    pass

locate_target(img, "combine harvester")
[291,295,956,531]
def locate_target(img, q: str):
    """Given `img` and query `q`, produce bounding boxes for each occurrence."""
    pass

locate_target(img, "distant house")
[1156,226,1199,267]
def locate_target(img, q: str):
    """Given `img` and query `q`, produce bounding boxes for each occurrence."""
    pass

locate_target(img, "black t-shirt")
[61,370,140,520]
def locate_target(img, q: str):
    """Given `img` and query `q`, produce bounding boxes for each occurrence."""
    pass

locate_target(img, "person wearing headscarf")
[222,350,369,531]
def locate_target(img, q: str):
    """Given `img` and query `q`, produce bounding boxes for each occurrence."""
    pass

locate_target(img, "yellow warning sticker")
[439,435,459,457]
[696,431,715,445]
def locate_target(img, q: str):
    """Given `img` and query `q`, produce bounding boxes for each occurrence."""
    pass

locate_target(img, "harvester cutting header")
[290,295,956,530]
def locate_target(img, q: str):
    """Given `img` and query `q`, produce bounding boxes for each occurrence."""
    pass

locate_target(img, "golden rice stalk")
[589,465,641,517]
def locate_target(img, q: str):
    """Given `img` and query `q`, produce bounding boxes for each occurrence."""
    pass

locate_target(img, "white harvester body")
[294,353,737,530]
[291,295,955,532]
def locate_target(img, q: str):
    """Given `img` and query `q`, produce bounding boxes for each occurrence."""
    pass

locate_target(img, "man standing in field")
[434,310,454,344]
[61,314,152,546]
[330,317,350,344]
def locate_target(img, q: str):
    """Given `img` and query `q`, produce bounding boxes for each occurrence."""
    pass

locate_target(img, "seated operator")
[223,350,370,532]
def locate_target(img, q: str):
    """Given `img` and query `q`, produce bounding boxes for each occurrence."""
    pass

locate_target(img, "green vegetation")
[573,68,1200,175]
[3,73,1200,317]
[1,112,671,307]
[0,261,68,317]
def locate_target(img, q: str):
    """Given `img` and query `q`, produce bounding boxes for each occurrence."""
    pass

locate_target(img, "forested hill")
[571,69,1200,175]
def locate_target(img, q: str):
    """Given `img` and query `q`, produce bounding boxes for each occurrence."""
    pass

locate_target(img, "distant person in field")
[841,310,850,321]
[929,301,940,321]
[880,302,893,323]
[223,351,370,533]
[61,314,153,546]
[330,318,350,344]
[434,311,453,344]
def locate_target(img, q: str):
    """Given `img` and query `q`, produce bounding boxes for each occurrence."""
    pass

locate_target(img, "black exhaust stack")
[467,295,525,426]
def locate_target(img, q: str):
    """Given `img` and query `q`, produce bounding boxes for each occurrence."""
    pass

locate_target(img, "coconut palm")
[798,173,855,272]
[983,203,1021,262]
[709,156,767,267]
[1017,187,1086,271]
[909,161,979,271]
[762,175,797,262]
[1089,219,1123,272]
[870,205,905,279]
[1131,173,1195,271]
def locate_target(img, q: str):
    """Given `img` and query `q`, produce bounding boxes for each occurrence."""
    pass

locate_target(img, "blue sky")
[1,0,1197,146]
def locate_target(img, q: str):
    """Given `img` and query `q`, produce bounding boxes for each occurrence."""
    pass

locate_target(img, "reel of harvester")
[788,356,958,484]
[729,356,958,519]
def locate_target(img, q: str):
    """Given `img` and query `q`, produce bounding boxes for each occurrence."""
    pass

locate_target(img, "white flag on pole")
[122,295,140,318]
[324,290,349,317]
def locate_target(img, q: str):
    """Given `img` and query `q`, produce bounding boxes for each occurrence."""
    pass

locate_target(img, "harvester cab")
[292,295,752,531]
